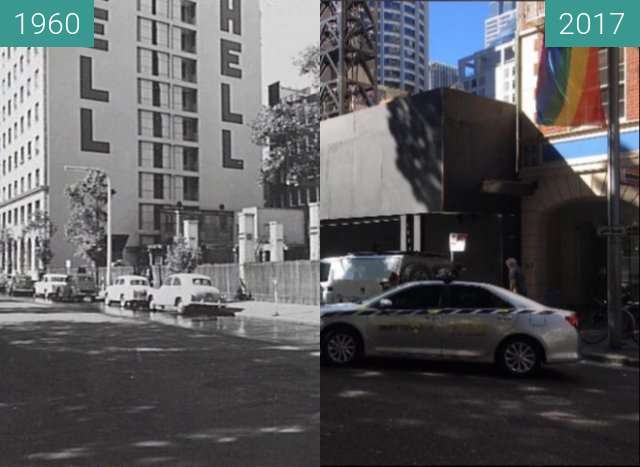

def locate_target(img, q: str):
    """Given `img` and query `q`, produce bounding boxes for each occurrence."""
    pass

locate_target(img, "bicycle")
[579,298,639,346]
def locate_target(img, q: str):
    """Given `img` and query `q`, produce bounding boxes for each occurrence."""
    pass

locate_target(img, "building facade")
[485,1,516,47]
[428,62,459,90]
[458,40,516,104]
[374,0,429,95]
[0,0,263,275]
[517,2,639,306]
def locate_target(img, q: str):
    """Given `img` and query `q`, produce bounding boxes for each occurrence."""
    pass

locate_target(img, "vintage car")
[71,273,99,302]
[105,275,152,308]
[148,273,223,314]
[33,274,73,300]
[8,274,36,296]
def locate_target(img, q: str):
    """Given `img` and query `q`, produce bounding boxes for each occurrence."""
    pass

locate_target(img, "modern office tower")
[458,40,516,104]
[0,0,263,273]
[428,61,459,90]
[374,0,429,94]
[485,1,517,47]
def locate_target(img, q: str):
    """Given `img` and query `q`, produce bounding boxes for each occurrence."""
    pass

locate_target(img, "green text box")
[546,0,640,47]
[0,0,93,47]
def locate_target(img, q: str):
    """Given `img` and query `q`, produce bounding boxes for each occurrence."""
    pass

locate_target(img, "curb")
[581,351,640,368]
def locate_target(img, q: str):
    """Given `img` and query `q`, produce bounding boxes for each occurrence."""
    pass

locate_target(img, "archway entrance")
[545,198,639,308]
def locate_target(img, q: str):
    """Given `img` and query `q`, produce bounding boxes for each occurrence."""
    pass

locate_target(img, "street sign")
[449,233,468,253]
[597,225,626,237]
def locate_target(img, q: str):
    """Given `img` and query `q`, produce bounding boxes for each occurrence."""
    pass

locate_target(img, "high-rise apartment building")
[375,1,429,94]
[458,40,516,104]
[485,1,517,47]
[428,61,459,90]
[1,0,262,274]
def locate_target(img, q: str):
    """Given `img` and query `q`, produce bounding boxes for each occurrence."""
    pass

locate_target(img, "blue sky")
[429,1,489,66]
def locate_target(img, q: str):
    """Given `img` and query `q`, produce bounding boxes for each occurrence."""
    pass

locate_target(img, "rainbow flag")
[535,46,605,127]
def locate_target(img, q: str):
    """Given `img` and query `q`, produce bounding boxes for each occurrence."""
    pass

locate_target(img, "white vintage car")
[105,275,151,308]
[34,274,72,299]
[148,273,222,314]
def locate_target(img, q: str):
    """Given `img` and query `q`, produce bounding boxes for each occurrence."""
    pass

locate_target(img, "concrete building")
[0,0,263,274]
[321,89,523,286]
[517,2,639,306]
[485,1,516,47]
[374,1,429,94]
[428,62,459,90]
[458,40,516,104]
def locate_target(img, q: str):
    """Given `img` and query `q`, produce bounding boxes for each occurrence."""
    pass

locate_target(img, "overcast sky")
[260,0,319,97]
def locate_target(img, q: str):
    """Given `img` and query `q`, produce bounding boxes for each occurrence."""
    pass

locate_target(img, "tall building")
[374,1,429,94]
[428,61,459,90]
[485,1,517,47]
[1,0,263,274]
[458,40,516,103]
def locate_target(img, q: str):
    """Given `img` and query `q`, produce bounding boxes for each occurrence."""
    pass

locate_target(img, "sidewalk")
[226,300,319,326]
[581,338,639,368]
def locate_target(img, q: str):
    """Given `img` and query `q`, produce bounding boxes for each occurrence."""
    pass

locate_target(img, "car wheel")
[497,337,542,377]
[400,264,432,282]
[321,327,363,366]
[175,298,185,315]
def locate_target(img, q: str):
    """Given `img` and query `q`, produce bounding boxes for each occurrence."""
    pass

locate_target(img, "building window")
[138,110,170,138]
[139,141,170,168]
[181,146,199,171]
[153,174,164,199]
[598,48,626,119]
[173,86,197,112]
[173,56,197,83]
[138,79,169,107]
[138,48,170,77]
[183,176,199,201]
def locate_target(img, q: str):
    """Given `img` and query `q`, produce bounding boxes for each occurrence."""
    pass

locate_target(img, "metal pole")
[106,175,112,290]
[607,47,622,349]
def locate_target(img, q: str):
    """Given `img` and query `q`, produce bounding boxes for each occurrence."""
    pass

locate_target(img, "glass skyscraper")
[375,1,429,94]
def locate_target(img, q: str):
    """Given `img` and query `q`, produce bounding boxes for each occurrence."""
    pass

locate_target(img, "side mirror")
[379,298,393,309]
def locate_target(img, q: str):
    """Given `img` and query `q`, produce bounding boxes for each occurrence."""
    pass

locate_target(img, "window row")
[137,18,197,54]
[2,70,39,119]
[138,110,198,142]
[139,142,199,171]
[2,104,40,148]
[137,0,196,25]
[1,48,39,92]
[1,170,41,203]
[2,138,40,175]
[138,173,199,206]
[137,48,197,83]
[138,79,198,112]
[1,199,41,229]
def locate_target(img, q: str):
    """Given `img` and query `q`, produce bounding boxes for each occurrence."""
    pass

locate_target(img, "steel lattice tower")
[320,0,378,120]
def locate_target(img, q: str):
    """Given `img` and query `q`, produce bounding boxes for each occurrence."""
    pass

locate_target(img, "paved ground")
[227,300,319,325]
[0,296,319,467]
[321,357,639,466]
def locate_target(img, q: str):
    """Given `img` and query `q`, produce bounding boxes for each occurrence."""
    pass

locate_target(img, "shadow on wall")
[387,96,443,212]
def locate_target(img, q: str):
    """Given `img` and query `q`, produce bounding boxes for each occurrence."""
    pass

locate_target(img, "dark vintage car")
[71,274,99,302]
[8,274,35,296]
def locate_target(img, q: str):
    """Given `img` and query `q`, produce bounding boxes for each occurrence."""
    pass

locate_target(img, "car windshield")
[51,275,68,282]
[192,278,212,286]
[130,279,149,286]
[320,261,330,282]
[331,257,400,281]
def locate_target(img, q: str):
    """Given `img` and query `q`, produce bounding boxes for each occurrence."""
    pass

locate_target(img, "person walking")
[506,258,528,296]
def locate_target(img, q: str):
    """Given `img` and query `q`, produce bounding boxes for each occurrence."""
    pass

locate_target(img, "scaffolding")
[320,0,378,120]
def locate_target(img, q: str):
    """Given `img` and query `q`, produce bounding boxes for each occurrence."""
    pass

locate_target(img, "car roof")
[170,273,210,279]
[118,275,148,280]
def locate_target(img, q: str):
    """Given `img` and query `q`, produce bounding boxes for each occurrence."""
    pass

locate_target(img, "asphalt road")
[321,357,639,466]
[0,296,319,467]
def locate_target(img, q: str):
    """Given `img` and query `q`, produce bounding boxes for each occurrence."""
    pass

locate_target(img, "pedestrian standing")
[505,258,528,296]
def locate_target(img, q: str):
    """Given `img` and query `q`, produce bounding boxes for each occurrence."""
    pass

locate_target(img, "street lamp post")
[64,165,112,290]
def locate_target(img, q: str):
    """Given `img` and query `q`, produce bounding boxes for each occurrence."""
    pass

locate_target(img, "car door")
[157,276,174,305]
[367,284,444,357]
[440,284,515,359]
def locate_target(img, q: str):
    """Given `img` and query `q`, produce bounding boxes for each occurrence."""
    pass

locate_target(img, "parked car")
[70,273,98,302]
[105,275,151,308]
[34,274,73,300]
[0,273,11,293]
[148,273,223,314]
[320,280,580,377]
[320,251,454,305]
[8,274,35,296]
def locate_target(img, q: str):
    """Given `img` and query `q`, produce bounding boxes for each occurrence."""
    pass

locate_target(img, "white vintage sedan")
[105,275,151,308]
[148,273,222,314]
[33,274,72,299]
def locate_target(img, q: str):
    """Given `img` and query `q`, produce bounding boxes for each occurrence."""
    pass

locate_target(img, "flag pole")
[514,6,521,175]
[606,47,622,349]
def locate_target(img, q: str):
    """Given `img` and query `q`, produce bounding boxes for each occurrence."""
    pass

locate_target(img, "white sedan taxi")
[148,273,223,314]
